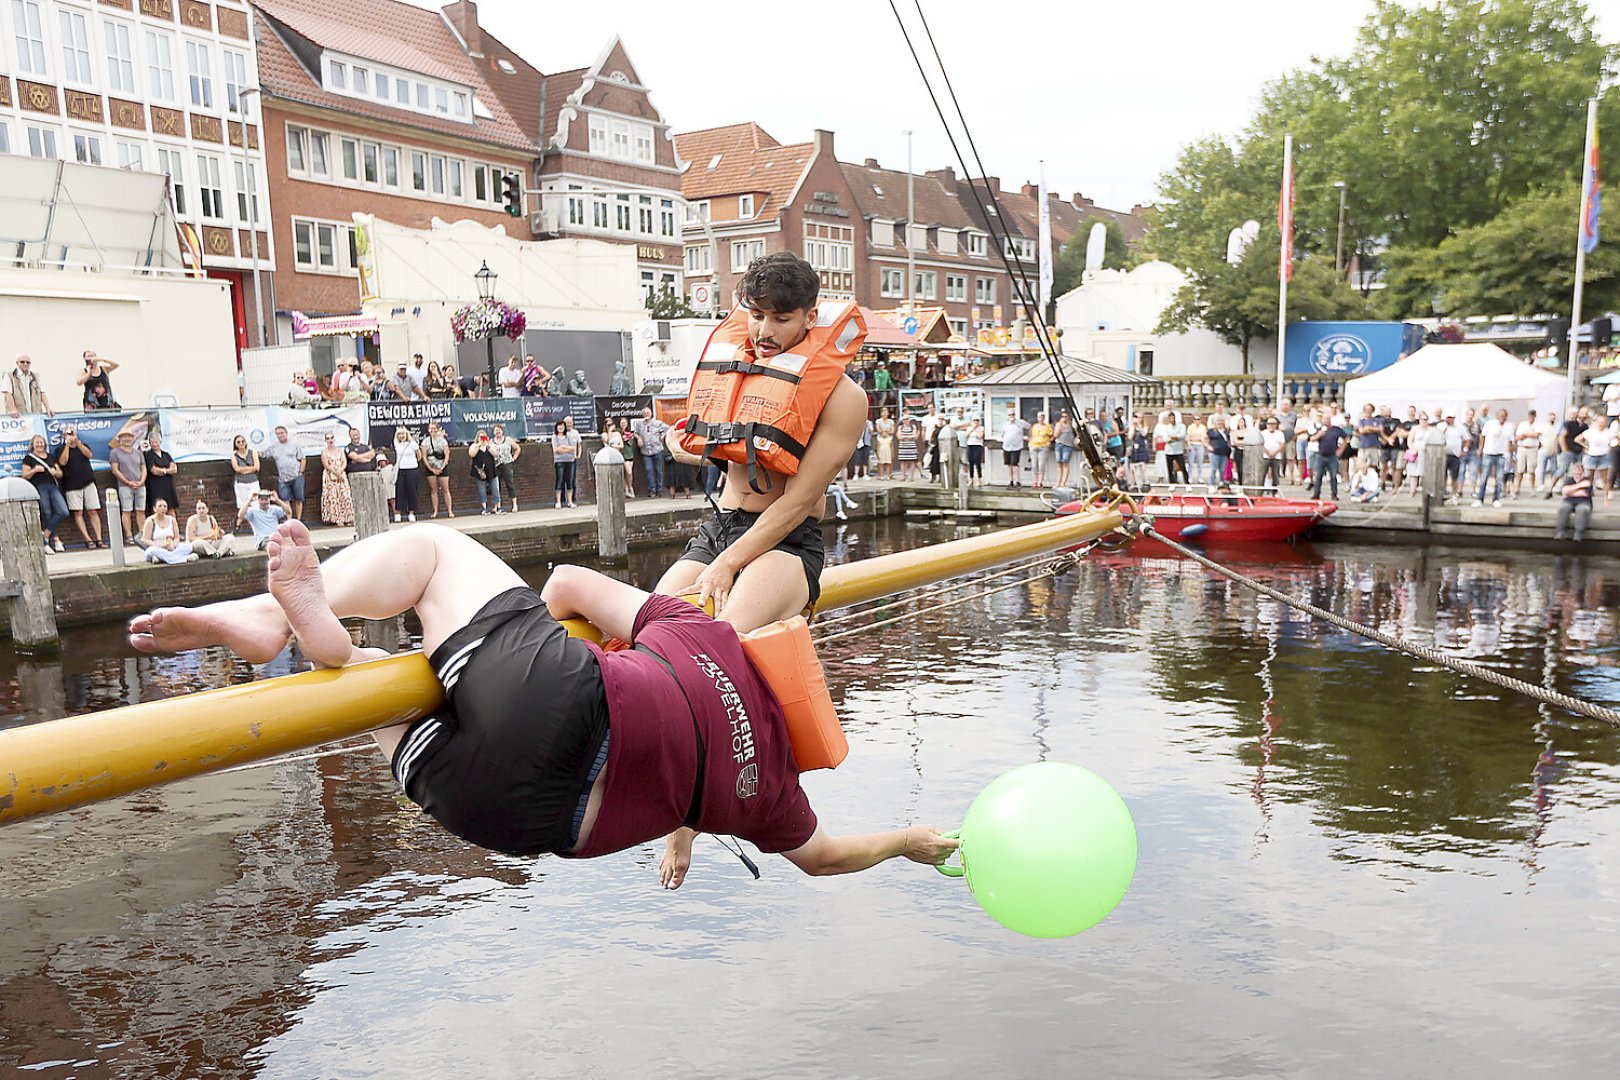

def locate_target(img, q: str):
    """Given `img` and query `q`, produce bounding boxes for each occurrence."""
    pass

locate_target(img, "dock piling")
[349,472,398,650]
[0,478,60,654]
[595,452,628,562]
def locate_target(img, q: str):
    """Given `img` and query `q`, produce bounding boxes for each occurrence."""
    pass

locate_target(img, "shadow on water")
[2,524,1619,1076]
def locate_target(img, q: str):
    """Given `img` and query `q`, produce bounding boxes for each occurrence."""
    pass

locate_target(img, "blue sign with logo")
[903,315,920,336]
[1285,321,1424,376]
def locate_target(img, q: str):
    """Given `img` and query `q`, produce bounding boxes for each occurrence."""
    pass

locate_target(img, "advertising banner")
[0,415,39,477]
[936,387,985,421]
[451,398,526,439]
[273,406,368,457]
[900,390,934,415]
[1284,321,1425,376]
[366,400,458,448]
[594,394,652,434]
[522,396,598,438]
[161,407,274,462]
[44,411,154,468]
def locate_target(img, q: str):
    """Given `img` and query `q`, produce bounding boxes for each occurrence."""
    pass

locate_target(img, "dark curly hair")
[739,252,819,313]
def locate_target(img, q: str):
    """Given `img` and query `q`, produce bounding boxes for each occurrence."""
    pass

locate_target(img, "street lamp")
[236,88,270,349]
[1333,180,1347,277]
[475,261,498,397]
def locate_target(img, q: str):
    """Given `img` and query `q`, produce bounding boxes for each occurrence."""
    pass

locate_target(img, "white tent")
[1344,343,1566,420]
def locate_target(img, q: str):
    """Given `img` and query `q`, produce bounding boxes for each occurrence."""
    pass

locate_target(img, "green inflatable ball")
[938,762,1136,938]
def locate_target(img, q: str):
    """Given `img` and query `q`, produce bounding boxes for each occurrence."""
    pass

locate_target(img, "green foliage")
[1148,0,1619,320]
[645,286,696,319]
[1052,218,1133,297]
[1158,234,1370,367]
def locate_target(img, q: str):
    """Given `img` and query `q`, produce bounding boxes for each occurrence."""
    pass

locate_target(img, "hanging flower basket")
[451,298,528,343]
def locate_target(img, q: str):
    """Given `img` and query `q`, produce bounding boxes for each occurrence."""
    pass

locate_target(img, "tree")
[1051,218,1133,297]
[645,286,695,319]
[1379,185,1620,317]
[1158,235,1370,369]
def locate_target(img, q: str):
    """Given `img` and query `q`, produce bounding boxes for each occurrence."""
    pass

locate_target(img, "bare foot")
[128,594,291,662]
[266,521,354,669]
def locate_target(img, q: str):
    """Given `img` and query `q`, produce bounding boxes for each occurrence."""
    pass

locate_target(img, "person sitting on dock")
[1350,463,1382,504]
[1555,463,1594,542]
[126,522,959,887]
[659,254,867,634]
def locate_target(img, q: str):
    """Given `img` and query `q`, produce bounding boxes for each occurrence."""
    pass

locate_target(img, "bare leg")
[711,549,811,632]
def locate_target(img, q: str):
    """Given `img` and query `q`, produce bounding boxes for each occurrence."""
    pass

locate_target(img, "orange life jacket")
[681,300,868,492]
[739,615,847,771]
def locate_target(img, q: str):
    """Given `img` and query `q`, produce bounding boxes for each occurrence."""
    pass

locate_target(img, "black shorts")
[680,507,825,607]
[1380,446,1399,465]
[1445,454,1461,480]
[391,586,609,856]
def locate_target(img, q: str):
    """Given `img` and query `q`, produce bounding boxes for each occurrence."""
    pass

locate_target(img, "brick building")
[251,0,534,359]
[0,0,275,351]
[517,37,687,303]
[675,123,858,312]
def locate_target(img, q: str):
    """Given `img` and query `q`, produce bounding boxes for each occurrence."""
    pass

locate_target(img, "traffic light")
[501,173,522,218]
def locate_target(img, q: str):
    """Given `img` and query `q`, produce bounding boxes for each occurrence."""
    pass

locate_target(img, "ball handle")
[933,830,964,878]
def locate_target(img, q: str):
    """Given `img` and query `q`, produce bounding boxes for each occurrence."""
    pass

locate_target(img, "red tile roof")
[675,124,810,213]
[252,0,536,154]
[859,306,919,348]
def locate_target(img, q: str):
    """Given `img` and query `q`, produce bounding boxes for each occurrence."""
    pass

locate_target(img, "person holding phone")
[56,425,105,548]
[76,350,120,410]
[469,429,499,514]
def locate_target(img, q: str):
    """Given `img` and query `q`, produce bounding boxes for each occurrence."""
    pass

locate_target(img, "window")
[589,114,607,156]
[967,232,987,257]
[286,125,308,172]
[430,155,445,195]
[685,243,712,274]
[293,220,313,267]
[104,20,135,94]
[946,273,967,302]
[415,82,428,109]
[72,131,102,165]
[197,153,224,219]
[362,142,378,184]
[473,164,490,202]
[453,92,468,118]
[592,194,609,229]
[25,124,57,158]
[449,160,463,199]
[913,271,937,301]
[566,185,586,227]
[316,222,336,269]
[340,138,358,181]
[186,40,213,108]
[328,59,347,89]
[58,8,91,83]
[937,229,958,255]
[686,201,710,224]
[660,199,675,238]
[615,193,631,232]
[434,87,448,114]
[234,159,258,223]
[640,269,656,300]
[0,121,9,155]
[383,147,399,188]
[738,194,755,219]
[611,120,631,160]
[638,194,654,235]
[804,223,854,272]
[310,132,329,176]
[948,317,967,339]
[375,72,389,100]
[410,151,426,192]
[13,0,46,75]
[353,67,369,95]
[223,49,249,114]
[880,268,905,298]
[395,78,409,105]
[633,126,653,164]
[115,140,142,169]
[146,31,175,101]
[731,239,764,272]
[975,276,996,304]
[158,147,185,213]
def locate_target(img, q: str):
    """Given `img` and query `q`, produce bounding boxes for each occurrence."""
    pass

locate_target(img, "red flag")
[1278,142,1295,282]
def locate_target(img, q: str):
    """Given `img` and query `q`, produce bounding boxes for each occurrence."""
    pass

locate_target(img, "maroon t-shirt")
[571,594,818,858]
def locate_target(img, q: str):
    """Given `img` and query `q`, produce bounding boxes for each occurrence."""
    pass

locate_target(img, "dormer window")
[739,194,755,219]
[328,59,347,88]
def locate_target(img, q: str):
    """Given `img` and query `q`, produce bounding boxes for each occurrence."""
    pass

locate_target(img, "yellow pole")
[0,508,1121,825]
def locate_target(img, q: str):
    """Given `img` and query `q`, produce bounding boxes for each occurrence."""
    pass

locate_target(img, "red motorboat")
[1055,487,1337,544]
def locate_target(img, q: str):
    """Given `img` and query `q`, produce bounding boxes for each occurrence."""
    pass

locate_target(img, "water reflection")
[1,527,1618,1076]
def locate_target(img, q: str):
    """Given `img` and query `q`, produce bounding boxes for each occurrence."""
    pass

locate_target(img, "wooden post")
[349,472,398,650]
[104,486,126,568]
[1422,427,1449,502]
[1239,428,1264,489]
[940,431,959,491]
[595,448,628,562]
[0,478,59,654]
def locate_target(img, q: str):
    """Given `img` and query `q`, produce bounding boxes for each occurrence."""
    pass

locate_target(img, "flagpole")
[1275,133,1292,406]
[1567,96,1600,410]
[1038,160,1053,322]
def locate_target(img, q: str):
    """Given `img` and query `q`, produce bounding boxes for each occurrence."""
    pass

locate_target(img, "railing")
[1134,375,1353,412]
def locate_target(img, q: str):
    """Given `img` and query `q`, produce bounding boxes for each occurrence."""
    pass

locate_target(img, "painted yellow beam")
[0,508,1121,825]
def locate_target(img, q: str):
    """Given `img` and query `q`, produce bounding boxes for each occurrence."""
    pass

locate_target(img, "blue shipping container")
[1285,321,1425,375]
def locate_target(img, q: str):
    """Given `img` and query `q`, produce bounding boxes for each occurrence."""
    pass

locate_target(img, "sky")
[457,0,1619,213]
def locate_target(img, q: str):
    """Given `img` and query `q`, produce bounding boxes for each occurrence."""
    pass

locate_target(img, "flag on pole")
[1582,120,1601,254]
[1037,162,1053,310]
[1278,139,1296,281]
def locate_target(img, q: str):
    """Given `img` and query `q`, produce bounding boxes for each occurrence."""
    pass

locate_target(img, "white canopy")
[1344,342,1566,421]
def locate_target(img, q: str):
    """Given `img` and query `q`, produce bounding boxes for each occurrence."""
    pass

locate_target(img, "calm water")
[3,522,1620,1078]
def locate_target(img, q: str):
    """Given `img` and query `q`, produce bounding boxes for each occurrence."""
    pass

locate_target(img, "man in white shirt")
[1259,416,1286,491]
[1472,407,1511,506]
[1535,409,1561,492]
[406,354,430,401]
[497,357,523,399]
[1513,411,1541,497]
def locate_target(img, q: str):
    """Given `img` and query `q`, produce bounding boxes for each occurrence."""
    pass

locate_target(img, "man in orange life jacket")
[660,253,869,634]
[127,521,958,882]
